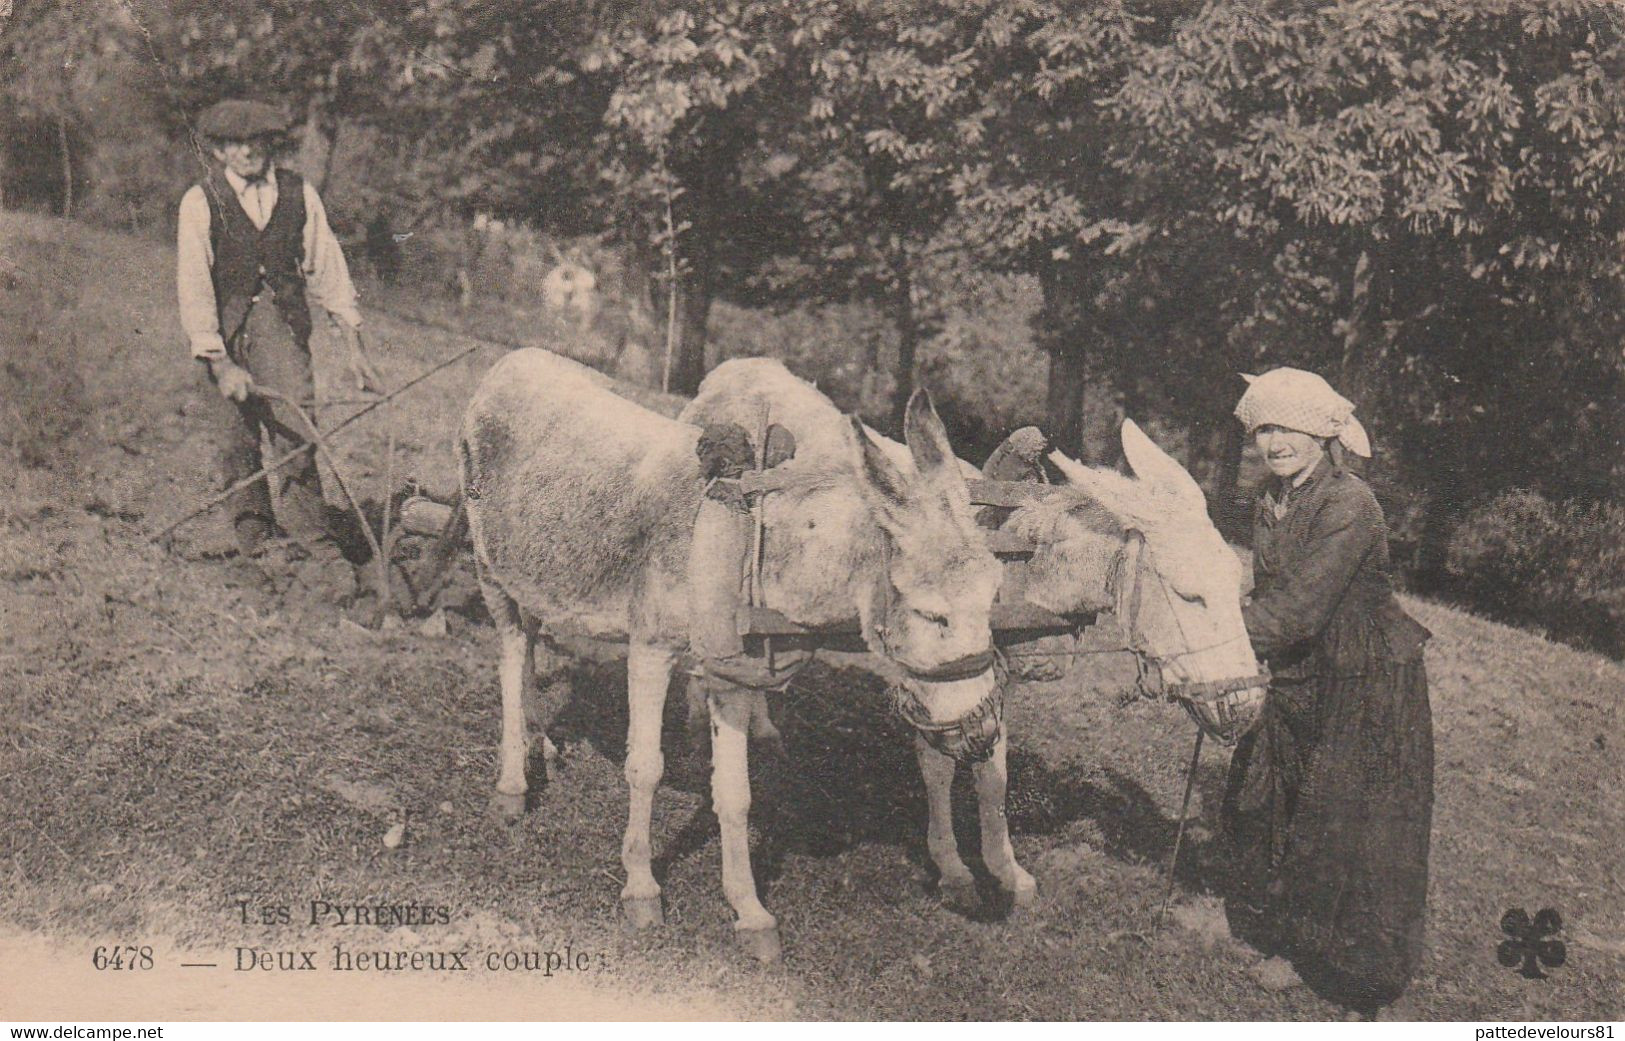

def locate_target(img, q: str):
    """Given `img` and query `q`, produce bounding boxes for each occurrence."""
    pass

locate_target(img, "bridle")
[1111,530,1270,713]
[875,532,1005,764]
[708,443,1006,761]
[884,527,1273,761]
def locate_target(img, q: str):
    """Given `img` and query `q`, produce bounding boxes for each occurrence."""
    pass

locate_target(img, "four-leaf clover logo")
[1498,907,1566,980]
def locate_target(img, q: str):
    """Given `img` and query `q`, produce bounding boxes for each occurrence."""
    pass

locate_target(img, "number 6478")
[92,945,153,970]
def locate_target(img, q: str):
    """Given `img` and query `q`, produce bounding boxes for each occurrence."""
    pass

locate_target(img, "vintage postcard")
[1,0,1620,1027]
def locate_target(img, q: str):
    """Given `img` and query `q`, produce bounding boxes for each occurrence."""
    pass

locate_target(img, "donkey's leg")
[973,733,1035,906]
[709,684,779,961]
[620,640,676,929]
[914,736,978,913]
[524,633,564,781]
[482,571,536,820]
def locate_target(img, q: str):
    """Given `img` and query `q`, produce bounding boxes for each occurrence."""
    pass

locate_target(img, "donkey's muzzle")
[893,681,1004,765]
[1169,675,1269,746]
[891,648,1004,763]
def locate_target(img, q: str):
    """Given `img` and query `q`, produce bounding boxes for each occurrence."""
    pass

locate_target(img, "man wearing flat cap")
[177,97,383,602]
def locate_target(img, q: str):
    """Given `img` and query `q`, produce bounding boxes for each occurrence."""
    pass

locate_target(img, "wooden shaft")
[739,602,1088,638]
[1155,727,1205,933]
[149,344,481,544]
[256,388,388,609]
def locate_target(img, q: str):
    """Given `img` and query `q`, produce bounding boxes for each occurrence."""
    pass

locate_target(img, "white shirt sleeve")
[176,185,226,360]
[301,181,363,330]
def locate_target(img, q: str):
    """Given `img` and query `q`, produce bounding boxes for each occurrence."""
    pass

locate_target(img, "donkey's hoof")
[490,790,526,820]
[940,880,981,916]
[734,926,782,963]
[622,896,664,930]
[1007,879,1038,910]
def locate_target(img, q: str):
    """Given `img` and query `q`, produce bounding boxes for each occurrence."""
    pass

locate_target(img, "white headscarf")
[1233,367,1372,458]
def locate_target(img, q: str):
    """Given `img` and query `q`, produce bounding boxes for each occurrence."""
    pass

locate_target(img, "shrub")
[1446,489,1625,658]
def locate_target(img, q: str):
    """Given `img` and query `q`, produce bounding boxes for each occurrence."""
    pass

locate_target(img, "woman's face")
[1254,424,1325,481]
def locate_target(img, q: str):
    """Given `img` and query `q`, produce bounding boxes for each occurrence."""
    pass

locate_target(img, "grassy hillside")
[1,212,1620,1021]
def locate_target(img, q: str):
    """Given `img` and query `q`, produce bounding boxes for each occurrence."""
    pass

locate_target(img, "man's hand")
[342,325,385,395]
[211,359,254,402]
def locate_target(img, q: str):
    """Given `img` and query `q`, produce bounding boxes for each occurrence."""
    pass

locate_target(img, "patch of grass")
[0,246,89,470]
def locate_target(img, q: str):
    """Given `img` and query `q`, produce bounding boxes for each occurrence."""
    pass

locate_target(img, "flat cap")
[196,99,291,141]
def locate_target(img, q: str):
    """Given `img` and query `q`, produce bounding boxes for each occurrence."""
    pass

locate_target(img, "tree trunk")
[1045,347,1087,461]
[1036,261,1089,460]
[318,119,342,196]
[621,232,657,314]
[1116,367,1145,445]
[1413,479,1467,593]
[298,103,337,195]
[863,328,881,376]
[1339,249,1374,388]
[1337,247,1383,459]
[1210,420,1247,541]
[668,241,712,397]
[57,116,72,219]
[888,270,918,435]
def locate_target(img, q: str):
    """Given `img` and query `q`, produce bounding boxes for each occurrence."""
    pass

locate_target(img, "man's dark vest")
[201,167,312,348]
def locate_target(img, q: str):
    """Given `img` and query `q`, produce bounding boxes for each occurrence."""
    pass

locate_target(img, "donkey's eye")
[1175,590,1207,607]
[914,609,949,628]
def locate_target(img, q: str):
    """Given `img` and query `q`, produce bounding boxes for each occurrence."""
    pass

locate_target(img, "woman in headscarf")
[1223,367,1434,1019]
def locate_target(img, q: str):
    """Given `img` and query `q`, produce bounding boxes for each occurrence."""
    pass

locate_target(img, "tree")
[598,3,785,395]
[763,1,998,429]
[0,0,142,217]
[943,0,1165,460]
[1104,0,1625,564]
[160,1,411,186]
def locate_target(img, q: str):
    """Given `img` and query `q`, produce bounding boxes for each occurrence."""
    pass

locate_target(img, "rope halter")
[1112,531,1268,746]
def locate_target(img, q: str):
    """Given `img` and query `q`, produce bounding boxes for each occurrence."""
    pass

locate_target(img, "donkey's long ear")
[851,415,911,520]
[1048,449,1109,503]
[1120,419,1207,510]
[1048,449,1145,526]
[903,388,955,477]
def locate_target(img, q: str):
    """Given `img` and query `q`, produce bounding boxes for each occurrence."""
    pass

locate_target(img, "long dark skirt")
[1222,659,1434,1009]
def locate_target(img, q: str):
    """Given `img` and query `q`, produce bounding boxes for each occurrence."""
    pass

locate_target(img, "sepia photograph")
[0,0,1621,1027]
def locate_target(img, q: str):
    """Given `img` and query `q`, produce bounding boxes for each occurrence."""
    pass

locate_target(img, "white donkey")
[688,360,1267,912]
[460,348,1004,960]
[684,361,1037,916]
[1013,431,1266,713]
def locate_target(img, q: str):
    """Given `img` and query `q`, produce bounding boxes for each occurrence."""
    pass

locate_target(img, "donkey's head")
[1018,421,1263,705]
[850,391,1004,729]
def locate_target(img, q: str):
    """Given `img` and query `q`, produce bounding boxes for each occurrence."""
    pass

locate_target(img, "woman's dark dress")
[1223,457,1434,1009]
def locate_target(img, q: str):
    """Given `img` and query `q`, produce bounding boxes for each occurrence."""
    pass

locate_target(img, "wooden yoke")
[739,478,1089,643]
